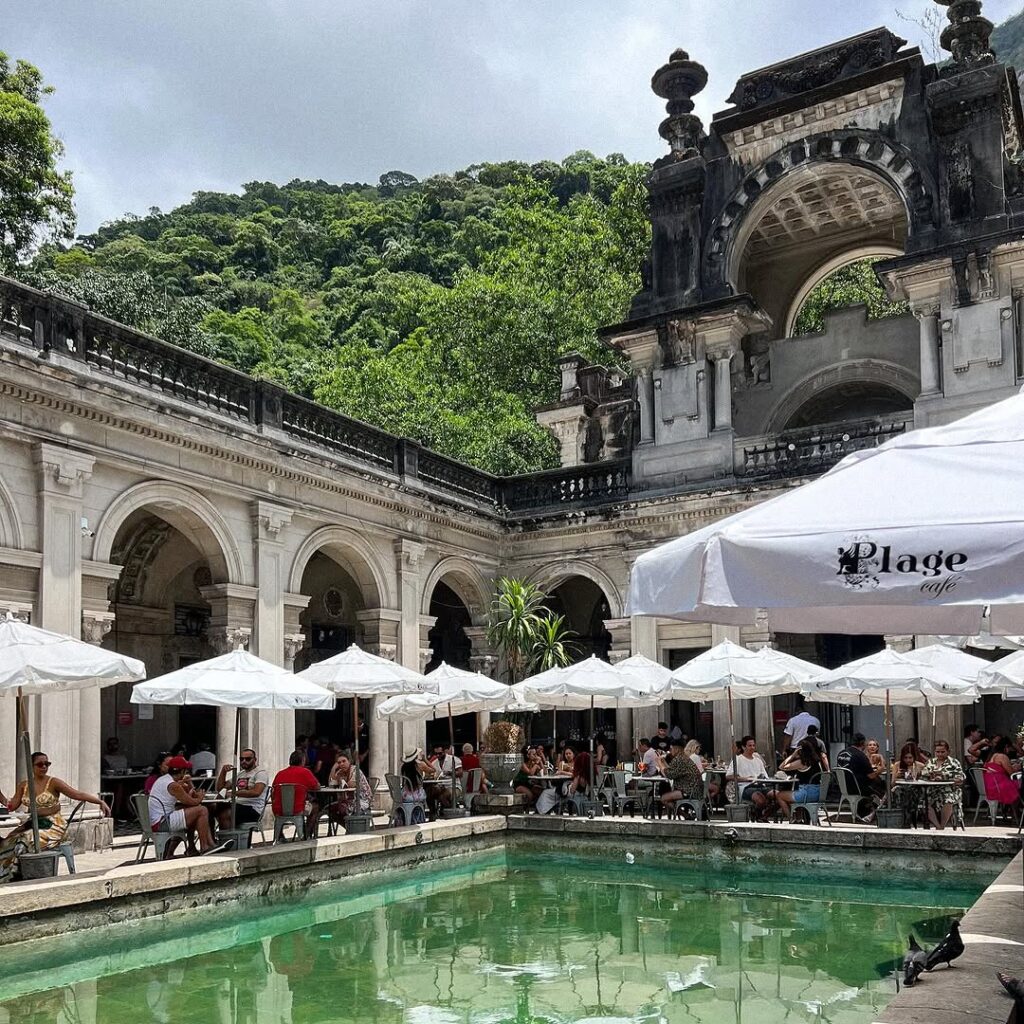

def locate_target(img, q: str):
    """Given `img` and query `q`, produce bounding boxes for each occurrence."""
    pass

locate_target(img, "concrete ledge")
[873,854,1024,1024]
[0,816,507,946]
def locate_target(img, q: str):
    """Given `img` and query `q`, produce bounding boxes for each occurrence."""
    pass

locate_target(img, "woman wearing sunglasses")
[0,751,110,882]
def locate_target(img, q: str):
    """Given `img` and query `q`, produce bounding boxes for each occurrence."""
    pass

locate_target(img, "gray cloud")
[5,0,1021,232]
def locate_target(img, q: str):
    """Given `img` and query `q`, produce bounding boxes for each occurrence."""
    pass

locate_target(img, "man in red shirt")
[272,751,321,837]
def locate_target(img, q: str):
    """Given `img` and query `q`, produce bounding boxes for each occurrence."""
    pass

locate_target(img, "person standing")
[782,699,820,754]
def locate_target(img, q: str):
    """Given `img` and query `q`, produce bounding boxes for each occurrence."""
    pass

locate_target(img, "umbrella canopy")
[613,653,674,688]
[910,642,989,683]
[667,640,813,702]
[376,663,517,720]
[513,656,671,710]
[295,644,433,697]
[0,617,145,695]
[803,648,980,707]
[977,649,1024,697]
[628,390,1024,635]
[130,649,334,710]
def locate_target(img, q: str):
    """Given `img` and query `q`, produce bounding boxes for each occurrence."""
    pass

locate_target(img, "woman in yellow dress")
[0,750,110,881]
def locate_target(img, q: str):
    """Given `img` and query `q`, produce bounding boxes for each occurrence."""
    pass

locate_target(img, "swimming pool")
[0,848,991,1023]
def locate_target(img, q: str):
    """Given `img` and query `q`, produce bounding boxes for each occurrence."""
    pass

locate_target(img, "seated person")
[272,750,321,836]
[189,742,217,775]
[658,738,704,814]
[685,739,720,802]
[891,743,924,821]
[145,751,172,795]
[460,743,489,798]
[101,736,129,773]
[326,754,372,826]
[776,738,827,822]
[805,725,829,770]
[865,738,886,774]
[513,748,541,808]
[215,748,269,830]
[836,733,884,821]
[982,735,1022,816]
[726,736,775,821]
[921,739,965,830]
[149,756,227,855]
[556,747,576,775]
[635,738,659,777]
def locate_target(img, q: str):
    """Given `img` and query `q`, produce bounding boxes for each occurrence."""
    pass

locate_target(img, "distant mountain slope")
[992,7,1024,70]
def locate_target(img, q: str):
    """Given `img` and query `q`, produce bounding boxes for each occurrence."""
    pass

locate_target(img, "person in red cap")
[148,756,231,855]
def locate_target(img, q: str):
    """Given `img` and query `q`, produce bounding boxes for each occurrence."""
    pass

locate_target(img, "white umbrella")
[377,662,521,814]
[628,390,1024,635]
[910,643,990,683]
[0,615,146,852]
[132,649,334,829]
[296,644,433,820]
[613,653,674,688]
[514,656,672,796]
[977,650,1024,699]
[667,640,816,778]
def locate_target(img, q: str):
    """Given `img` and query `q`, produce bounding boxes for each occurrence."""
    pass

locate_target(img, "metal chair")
[971,767,1001,825]
[273,783,306,843]
[131,792,187,861]
[668,777,708,822]
[386,773,426,826]
[790,772,832,826]
[831,767,862,822]
[606,770,650,817]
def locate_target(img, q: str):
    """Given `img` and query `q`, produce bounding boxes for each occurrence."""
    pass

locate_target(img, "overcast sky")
[6,0,1023,233]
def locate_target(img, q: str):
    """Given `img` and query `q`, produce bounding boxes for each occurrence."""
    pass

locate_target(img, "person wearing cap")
[657,737,703,814]
[148,756,228,854]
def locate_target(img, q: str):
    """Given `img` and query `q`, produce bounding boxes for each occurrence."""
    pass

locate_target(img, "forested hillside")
[24,156,648,474]
[993,8,1024,70]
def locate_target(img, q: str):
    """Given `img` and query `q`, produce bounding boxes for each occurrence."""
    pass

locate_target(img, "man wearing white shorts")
[148,756,228,854]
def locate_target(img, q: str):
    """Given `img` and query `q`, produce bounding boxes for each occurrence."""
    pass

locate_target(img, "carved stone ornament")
[81,611,115,645]
[936,0,995,69]
[651,48,708,162]
[283,632,307,665]
[209,626,251,655]
[725,28,905,114]
[660,319,697,366]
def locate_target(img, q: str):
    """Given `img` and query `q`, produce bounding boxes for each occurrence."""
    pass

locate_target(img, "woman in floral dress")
[920,740,965,830]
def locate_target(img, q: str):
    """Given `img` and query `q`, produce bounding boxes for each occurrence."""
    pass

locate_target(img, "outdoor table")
[894,779,964,829]
[101,772,148,820]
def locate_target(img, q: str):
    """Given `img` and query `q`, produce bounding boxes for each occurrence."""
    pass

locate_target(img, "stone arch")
[764,359,920,435]
[420,556,492,623]
[527,560,624,619]
[705,129,936,295]
[783,243,904,339]
[93,480,243,583]
[0,474,24,550]
[289,525,391,610]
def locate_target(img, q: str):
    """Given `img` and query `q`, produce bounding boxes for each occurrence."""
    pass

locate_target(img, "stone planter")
[19,850,59,879]
[479,753,520,792]
[876,807,905,829]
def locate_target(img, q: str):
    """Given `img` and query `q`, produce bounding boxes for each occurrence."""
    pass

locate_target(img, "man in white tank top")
[149,756,231,854]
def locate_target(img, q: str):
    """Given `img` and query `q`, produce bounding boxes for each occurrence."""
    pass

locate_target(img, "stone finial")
[651,48,708,160]
[935,0,995,67]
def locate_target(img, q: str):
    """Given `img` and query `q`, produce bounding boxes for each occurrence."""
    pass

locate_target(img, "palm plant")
[486,577,546,684]
[530,613,576,672]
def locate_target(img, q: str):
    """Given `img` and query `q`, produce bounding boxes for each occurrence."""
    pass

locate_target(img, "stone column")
[80,609,115,794]
[357,608,402,784]
[712,352,733,431]
[394,539,428,753]
[203,587,256,765]
[466,626,499,743]
[630,615,660,746]
[33,443,94,786]
[250,502,294,776]
[915,306,941,395]
[604,617,633,759]
[0,604,31,795]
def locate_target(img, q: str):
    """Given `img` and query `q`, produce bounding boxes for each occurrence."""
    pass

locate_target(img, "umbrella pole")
[449,701,457,813]
[884,689,893,808]
[17,687,41,853]
[589,696,595,798]
[728,689,738,795]
[352,695,362,820]
[231,707,240,830]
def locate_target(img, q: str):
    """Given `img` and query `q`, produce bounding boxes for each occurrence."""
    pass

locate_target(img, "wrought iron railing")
[740,415,911,480]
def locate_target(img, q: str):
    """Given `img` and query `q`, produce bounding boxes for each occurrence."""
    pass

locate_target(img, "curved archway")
[527,560,623,620]
[289,525,391,610]
[0,474,24,550]
[705,129,935,308]
[783,245,903,339]
[420,556,491,624]
[93,480,243,583]
[766,359,919,435]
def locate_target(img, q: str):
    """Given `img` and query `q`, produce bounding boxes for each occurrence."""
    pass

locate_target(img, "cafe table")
[893,778,966,830]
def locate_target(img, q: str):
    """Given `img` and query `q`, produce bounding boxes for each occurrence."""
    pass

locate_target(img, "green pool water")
[0,849,990,1024]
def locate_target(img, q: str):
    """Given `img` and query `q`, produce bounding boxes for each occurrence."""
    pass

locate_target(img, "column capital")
[209,626,252,655]
[0,602,31,623]
[283,632,307,667]
[32,443,94,497]
[394,538,427,572]
[251,500,294,542]
[81,610,115,645]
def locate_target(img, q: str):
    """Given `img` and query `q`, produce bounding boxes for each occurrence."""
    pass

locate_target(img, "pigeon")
[997,971,1024,1012]
[924,919,964,971]
[903,935,928,986]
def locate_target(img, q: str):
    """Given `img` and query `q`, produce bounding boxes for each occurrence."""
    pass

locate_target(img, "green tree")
[0,51,75,270]
[486,577,547,685]
[793,258,909,335]
[530,614,576,672]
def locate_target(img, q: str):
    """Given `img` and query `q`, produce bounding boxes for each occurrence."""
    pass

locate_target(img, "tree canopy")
[0,51,75,271]
[25,154,648,473]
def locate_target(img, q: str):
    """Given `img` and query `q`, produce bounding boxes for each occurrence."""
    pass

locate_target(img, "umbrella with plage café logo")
[627,389,1024,636]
